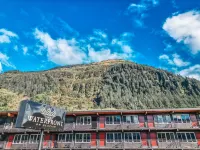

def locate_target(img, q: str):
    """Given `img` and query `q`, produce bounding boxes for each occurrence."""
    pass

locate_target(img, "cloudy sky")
[0,0,200,80]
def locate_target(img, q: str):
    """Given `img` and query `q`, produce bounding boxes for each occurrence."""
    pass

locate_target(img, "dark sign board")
[15,100,66,130]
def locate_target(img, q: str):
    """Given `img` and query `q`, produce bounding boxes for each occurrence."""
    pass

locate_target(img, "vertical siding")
[190,114,198,127]
[147,115,154,128]
[91,133,97,146]
[99,116,105,128]
[150,132,158,148]
[195,132,200,146]
[5,135,14,149]
[99,133,105,147]
[141,132,148,147]
[138,115,145,127]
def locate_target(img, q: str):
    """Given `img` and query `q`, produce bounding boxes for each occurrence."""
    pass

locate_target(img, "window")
[29,134,40,144]
[106,116,121,124]
[65,117,75,123]
[177,132,196,142]
[123,115,139,124]
[106,133,122,143]
[75,133,90,143]
[13,134,29,144]
[124,132,141,142]
[58,133,73,142]
[157,132,175,142]
[173,114,190,123]
[154,115,171,123]
[76,116,91,125]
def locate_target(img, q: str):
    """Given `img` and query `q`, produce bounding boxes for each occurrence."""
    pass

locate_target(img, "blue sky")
[0,0,200,80]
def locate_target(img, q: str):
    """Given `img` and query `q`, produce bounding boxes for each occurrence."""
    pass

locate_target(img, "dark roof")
[0,108,200,116]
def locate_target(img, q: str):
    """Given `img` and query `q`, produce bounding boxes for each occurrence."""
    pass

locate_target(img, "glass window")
[173,114,190,123]
[29,134,39,143]
[106,133,122,142]
[123,115,138,124]
[155,115,171,123]
[177,133,196,142]
[158,133,174,142]
[133,133,141,142]
[75,133,90,143]
[114,116,121,124]
[76,116,91,125]
[66,134,73,142]
[124,133,132,142]
[13,135,21,143]
[107,133,114,142]
[106,116,120,124]
[115,133,122,142]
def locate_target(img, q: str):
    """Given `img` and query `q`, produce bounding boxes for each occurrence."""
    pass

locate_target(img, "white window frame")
[13,134,29,144]
[177,132,197,142]
[172,114,191,123]
[106,132,122,143]
[154,115,171,124]
[157,132,175,142]
[122,115,139,124]
[58,133,73,143]
[76,116,91,125]
[29,134,40,144]
[75,133,91,143]
[124,132,141,143]
[105,116,121,125]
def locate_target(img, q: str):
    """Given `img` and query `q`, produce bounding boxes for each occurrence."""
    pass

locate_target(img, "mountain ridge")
[0,59,200,111]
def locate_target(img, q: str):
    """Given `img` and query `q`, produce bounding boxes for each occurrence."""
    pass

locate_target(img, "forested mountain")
[0,59,200,111]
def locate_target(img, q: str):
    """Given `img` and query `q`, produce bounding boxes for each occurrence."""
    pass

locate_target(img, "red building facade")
[0,108,200,149]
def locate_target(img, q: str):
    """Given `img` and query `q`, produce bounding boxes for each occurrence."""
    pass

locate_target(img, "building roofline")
[0,108,199,116]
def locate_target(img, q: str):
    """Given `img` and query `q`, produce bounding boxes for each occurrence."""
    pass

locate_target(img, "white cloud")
[13,45,18,51]
[163,11,200,54]
[172,53,190,67]
[0,52,15,69]
[34,28,136,65]
[159,53,190,67]
[127,0,159,28]
[88,46,121,62]
[179,65,200,80]
[0,28,18,43]
[22,46,28,55]
[34,28,86,65]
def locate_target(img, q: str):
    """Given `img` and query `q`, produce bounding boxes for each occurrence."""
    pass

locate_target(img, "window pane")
[123,116,126,123]
[177,133,182,142]
[157,115,163,123]
[87,117,91,124]
[80,117,84,124]
[76,134,82,142]
[186,133,192,142]
[166,133,171,142]
[114,116,120,124]
[87,134,90,142]
[21,135,28,143]
[115,133,121,142]
[126,116,131,123]
[158,133,162,142]
[107,133,113,142]
[136,133,141,142]
[14,135,21,143]
[84,117,87,125]
[66,134,72,142]
[170,133,174,140]
[182,133,187,142]
[83,134,87,142]
[161,133,166,142]
[191,133,196,142]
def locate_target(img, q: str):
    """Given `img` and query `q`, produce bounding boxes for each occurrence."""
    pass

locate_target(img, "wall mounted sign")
[15,100,66,130]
